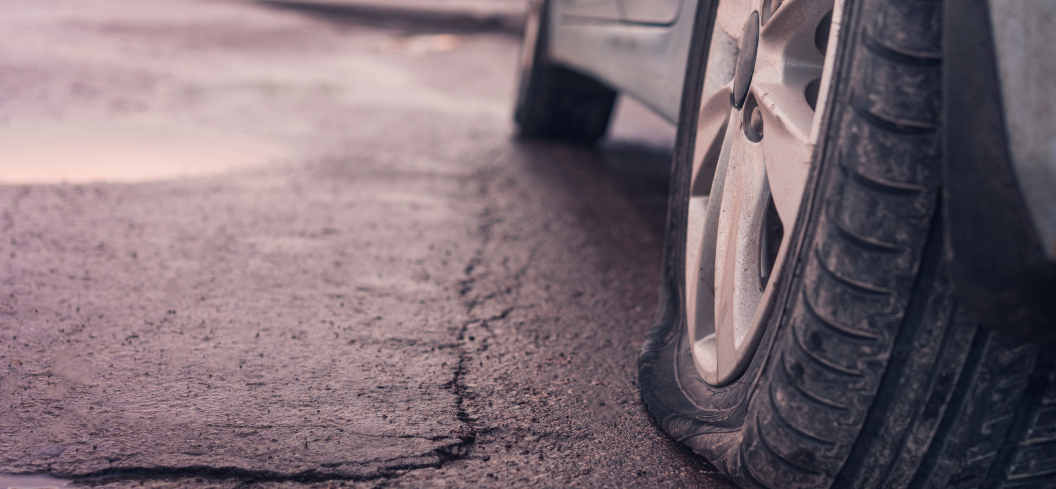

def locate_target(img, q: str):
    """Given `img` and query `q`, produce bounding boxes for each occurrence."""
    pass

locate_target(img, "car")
[513,0,1056,487]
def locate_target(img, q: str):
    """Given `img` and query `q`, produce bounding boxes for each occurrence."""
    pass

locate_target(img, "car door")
[620,0,683,24]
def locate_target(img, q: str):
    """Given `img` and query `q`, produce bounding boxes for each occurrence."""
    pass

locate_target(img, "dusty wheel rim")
[685,0,840,386]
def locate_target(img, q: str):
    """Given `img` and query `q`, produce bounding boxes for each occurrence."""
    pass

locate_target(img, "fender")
[546,0,700,122]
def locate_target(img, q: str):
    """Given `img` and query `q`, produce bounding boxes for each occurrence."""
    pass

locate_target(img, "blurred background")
[0,0,673,185]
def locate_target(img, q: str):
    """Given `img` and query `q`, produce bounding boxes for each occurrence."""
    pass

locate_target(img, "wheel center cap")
[732,11,760,109]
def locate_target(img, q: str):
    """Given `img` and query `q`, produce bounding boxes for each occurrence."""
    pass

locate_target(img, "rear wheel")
[514,0,617,144]
[639,0,1056,487]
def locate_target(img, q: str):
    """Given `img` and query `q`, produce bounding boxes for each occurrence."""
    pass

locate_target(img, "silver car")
[513,0,1056,487]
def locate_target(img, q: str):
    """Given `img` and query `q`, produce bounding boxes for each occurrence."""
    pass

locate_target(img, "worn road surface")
[0,0,736,487]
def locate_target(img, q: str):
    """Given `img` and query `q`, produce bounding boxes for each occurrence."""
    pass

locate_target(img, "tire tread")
[727,0,946,486]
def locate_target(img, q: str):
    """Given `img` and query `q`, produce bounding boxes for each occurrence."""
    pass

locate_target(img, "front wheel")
[639,0,1056,487]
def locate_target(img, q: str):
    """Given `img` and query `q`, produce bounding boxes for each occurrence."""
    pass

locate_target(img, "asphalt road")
[0,0,736,487]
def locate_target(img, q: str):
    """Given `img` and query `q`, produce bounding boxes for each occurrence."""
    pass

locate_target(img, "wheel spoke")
[688,111,735,385]
[686,193,710,344]
[752,0,833,228]
[760,0,834,40]
[686,89,735,360]
[691,84,734,195]
[716,0,755,42]
[712,115,769,380]
[754,85,815,228]
[686,89,733,373]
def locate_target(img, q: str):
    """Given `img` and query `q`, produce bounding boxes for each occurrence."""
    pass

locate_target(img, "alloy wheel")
[685,0,839,385]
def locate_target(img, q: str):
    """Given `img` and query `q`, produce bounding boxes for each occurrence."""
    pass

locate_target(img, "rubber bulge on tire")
[514,0,618,144]
[638,0,1056,487]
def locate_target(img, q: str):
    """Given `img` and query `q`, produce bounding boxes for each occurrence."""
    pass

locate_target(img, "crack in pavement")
[89,168,531,488]
[45,456,451,486]
[35,433,479,486]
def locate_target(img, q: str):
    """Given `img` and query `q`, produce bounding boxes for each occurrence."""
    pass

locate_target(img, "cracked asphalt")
[0,0,736,487]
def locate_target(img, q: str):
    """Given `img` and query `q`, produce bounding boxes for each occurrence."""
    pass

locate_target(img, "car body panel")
[548,0,698,123]
[622,0,685,25]
[942,0,1056,342]
[558,0,622,21]
[988,0,1056,259]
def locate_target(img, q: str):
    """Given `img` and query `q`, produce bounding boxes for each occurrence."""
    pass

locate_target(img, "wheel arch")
[943,0,1056,343]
